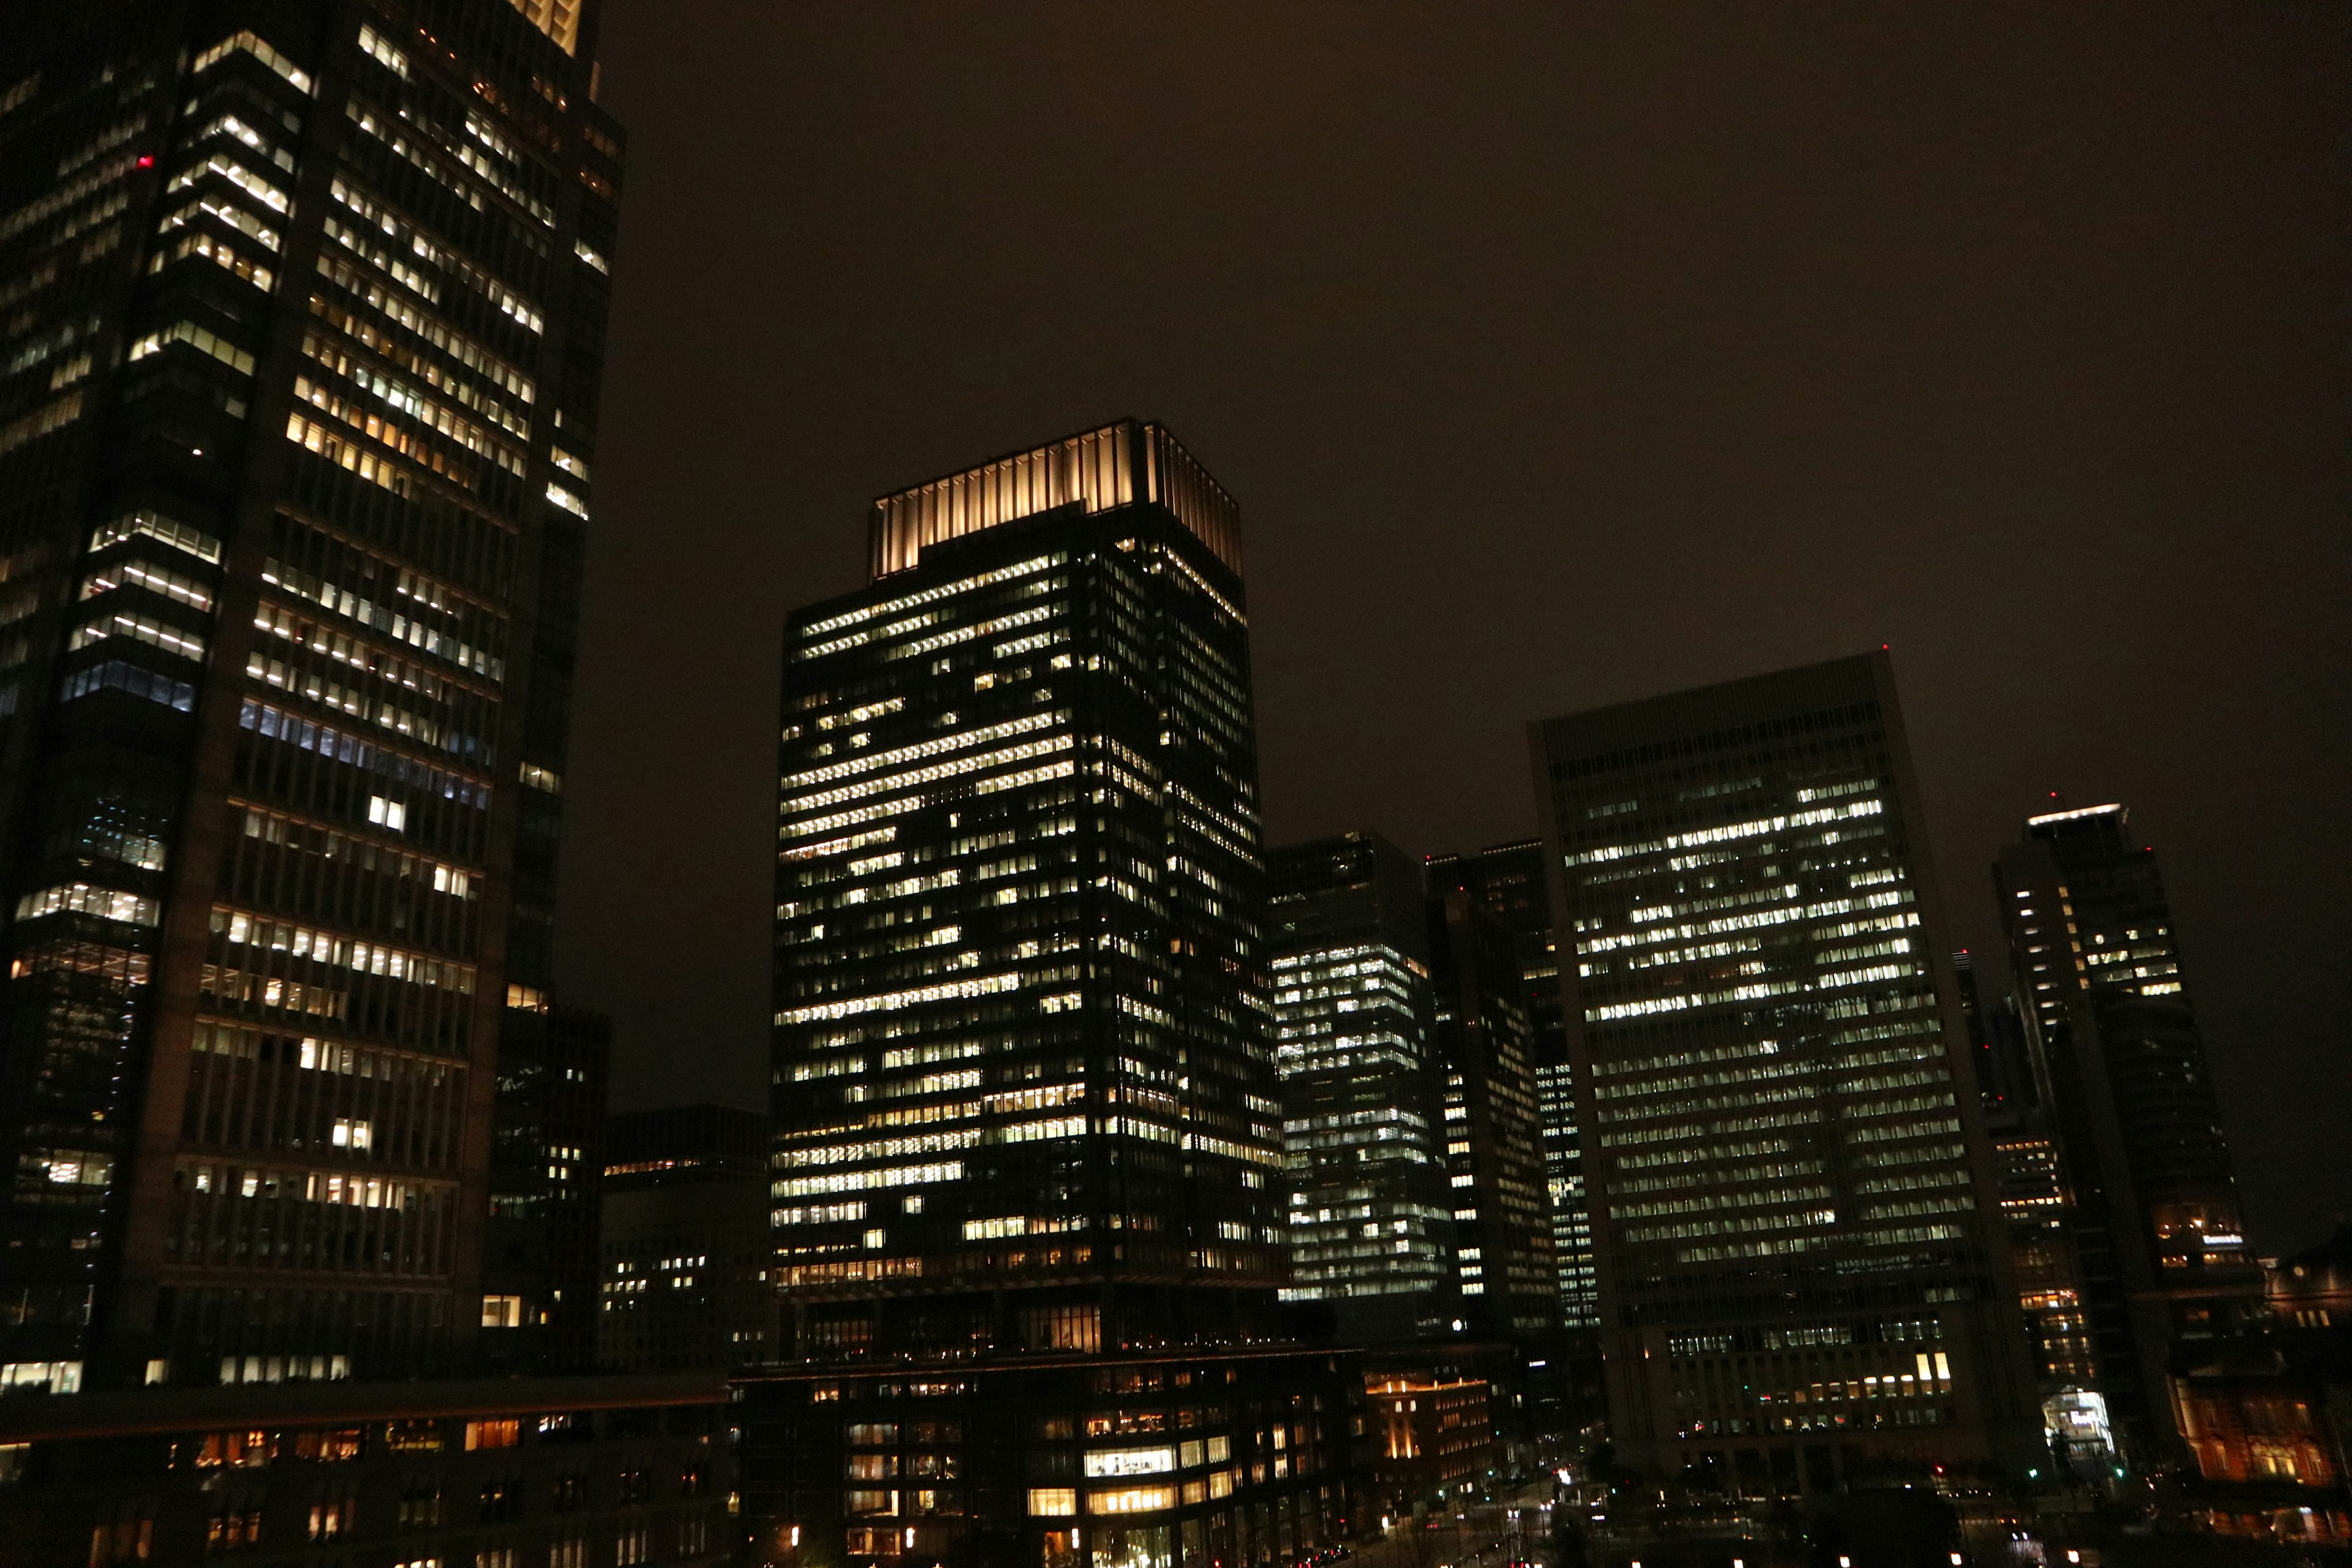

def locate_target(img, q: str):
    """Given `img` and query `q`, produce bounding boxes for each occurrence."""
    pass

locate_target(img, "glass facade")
[1266,831,1453,1338]
[772,421,1284,1355]
[0,0,621,1388]
[1531,650,2037,1478]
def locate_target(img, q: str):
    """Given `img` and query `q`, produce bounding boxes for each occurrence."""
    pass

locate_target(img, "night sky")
[559,5,2350,1252]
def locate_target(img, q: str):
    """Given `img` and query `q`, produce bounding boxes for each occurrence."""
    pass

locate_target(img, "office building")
[771,419,1283,1354]
[482,1003,610,1372]
[0,1370,734,1565]
[1425,889,1558,1343]
[1955,952,2109,1465]
[1529,651,2038,1483]
[0,0,623,1390]
[1994,801,2264,1464]
[734,1344,1366,1568]
[1266,831,1453,1341]
[764,422,1360,1567]
[598,1102,774,1371]
[1427,842,1598,1330]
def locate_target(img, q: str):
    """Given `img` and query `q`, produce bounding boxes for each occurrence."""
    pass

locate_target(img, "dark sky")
[560,4,2351,1252]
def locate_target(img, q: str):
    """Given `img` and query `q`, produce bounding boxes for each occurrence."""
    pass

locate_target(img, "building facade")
[599,1102,774,1373]
[1266,831,1453,1342]
[483,1002,609,1373]
[0,1370,735,1566]
[1424,889,1558,1343]
[1427,842,1598,1332]
[769,420,1285,1360]
[1529,651,2038,1482]
[1994,801,2265,1466]
[736,1346,1367,1568]
[0,0,623,1390]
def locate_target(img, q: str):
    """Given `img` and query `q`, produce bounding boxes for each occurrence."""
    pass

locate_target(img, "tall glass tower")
[1530,651,2038,1482]
[771,420,1286,1357]
[1266,829,1452,1340]
[0,0,622,1390]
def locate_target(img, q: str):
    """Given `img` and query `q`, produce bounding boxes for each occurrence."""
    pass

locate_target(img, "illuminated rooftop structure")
[868,418,1242,581]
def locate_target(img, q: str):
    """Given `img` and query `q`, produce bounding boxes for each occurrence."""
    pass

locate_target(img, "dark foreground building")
[1266,831,1454,1341]
[763,423,1361,1567]
[737,1344,1365,1568]
[1426,841,1598,1332]
[0,0,622,1389]
[0,1370,735,1565]
[600,1102,775,1371]
[1994,801,2266,1466]
[1529,651,2041,1485]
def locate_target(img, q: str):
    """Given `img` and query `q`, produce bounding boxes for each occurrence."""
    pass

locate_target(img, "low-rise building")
[734,1344,1366,1567]
[0,1372,736,1565]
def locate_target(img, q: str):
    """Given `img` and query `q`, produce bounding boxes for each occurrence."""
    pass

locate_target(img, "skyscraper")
[1425,888,1558,1342]
[1955,951,2110,1461]
[753,421,1363,1568]
[1267,830,1453,1340]
[0,0,621,1390]
[1427,841,1598,1330]
[1529,651,2038,1483]
[1994,801,2261,1464]
[770,419,1283,1355]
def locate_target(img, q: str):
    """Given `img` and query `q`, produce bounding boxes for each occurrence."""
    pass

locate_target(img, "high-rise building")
[769,419,1284,1358]
[1425,888,1558,1343]
[1266,830,1453,1341]
[1529,651,2038,1483]
[598,1102,774,1371]
[1958,952,2111,1463]
[481,1002,609,1371]
[1427,841,1598,1330]
[758,421,1365,1567]
[1994,801,2263,1464]
[0,0,622,1390]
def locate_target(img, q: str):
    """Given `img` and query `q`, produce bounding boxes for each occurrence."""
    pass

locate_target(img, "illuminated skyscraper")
[753,424,1362,1568]
[770,420,1285,1355]
[1267,830,1453,1340]
[1530,652,2038,1481]
[1994,801,2262,1464]
[0,0,622,1390]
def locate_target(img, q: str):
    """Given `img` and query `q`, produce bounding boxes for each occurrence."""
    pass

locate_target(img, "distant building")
[598,1104,774,1372]
[734,1344,1365,1568]
[1425,888,1558,1343]
[1529,651,2040,1483]
[1365,1373,1494,1505]
[1957,952,2109,1464]
[1267,831,1455,1341]
[2158,1226,2352,1545]
[1427,842,1599,1331]
[0,1371,736,1566]
[1995,801,2266,1464]
[481,1005,610,1373]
